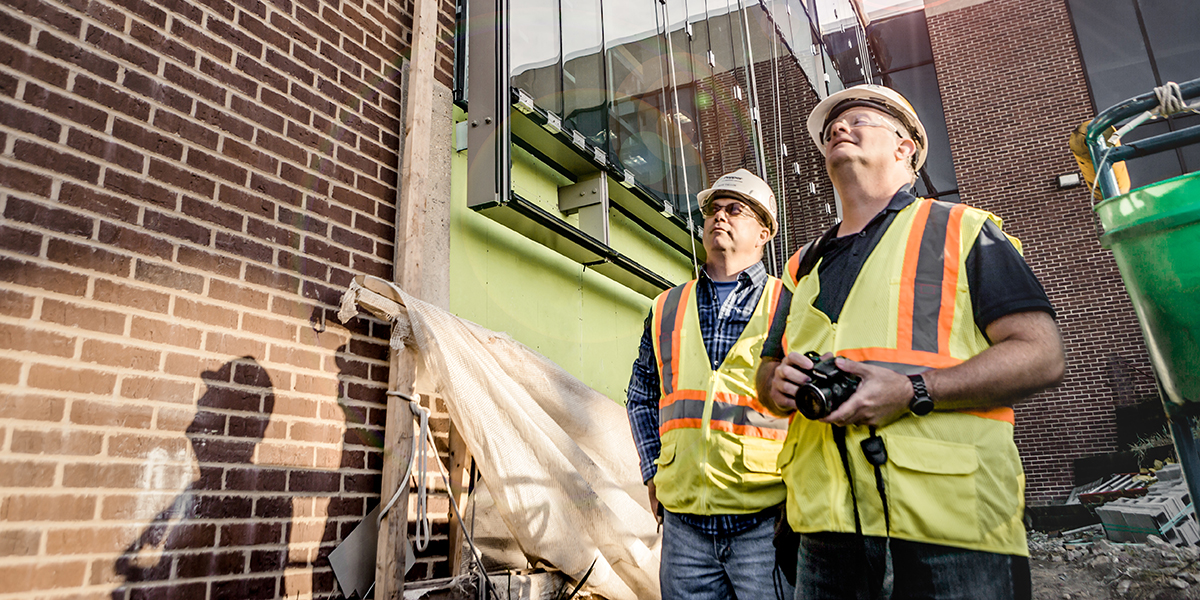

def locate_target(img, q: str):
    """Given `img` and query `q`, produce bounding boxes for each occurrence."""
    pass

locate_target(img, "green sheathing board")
[449,118,694,404]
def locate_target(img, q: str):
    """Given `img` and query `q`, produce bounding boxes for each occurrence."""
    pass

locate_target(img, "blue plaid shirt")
[626,262,775,536]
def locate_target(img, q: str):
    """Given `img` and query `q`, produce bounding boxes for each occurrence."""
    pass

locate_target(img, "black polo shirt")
[762,188,1055,359]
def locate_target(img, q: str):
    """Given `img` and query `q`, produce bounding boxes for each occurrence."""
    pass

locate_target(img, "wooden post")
[375,0,442,593]
[446,425,473,575]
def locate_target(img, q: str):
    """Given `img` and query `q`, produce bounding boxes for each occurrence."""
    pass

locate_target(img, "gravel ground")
[1030,529,1200,599]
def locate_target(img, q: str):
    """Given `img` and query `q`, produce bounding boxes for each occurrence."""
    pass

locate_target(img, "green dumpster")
[1095,171,1200,408]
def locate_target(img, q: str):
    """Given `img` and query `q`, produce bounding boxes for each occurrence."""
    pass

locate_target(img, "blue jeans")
[660,511,793,600]
[794,533,1026,600]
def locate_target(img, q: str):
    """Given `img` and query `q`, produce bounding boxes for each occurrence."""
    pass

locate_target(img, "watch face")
[908,374,933,416]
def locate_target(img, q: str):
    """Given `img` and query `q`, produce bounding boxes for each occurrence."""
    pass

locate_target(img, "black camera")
[792,351,860,420]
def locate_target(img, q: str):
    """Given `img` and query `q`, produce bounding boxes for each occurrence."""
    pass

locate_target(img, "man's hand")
[647,480,662,526]
[757,351,819,416]
[821,358,912,427]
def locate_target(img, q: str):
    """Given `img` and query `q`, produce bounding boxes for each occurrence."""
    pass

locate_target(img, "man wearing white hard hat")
[627,168,794,599]
[756,85,1065,599]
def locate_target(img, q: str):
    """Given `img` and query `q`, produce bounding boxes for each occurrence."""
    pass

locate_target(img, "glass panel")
[886,64,957,194]
[785,0,819,87]
[1174,113,1200,174]
[1121,120,1184,188]
[510,0,562,115]
[1139,0,1200,88]
[605,0,671,201]
[562,0,607,145]
[866,8,932,73]
[1067,0,1156,112]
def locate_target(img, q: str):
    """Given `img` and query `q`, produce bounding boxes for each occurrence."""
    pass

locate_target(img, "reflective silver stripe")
[911,201,952,353]
[657,285,687,398]
[660,398,789,431]
[861,360,929,376]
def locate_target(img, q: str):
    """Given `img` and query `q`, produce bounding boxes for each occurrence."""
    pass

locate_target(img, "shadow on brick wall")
[111,356,290,600]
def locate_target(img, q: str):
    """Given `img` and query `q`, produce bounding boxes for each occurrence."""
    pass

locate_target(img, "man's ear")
[896,138,917,165]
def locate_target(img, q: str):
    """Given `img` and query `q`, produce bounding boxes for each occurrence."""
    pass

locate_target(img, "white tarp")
[340,277,661,600]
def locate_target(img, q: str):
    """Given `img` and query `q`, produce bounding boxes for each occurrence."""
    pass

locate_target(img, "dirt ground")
[1030,530,1200,599]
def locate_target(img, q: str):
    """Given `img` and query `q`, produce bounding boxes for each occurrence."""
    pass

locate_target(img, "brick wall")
[0,0,456,597]
[928,0,1159,504]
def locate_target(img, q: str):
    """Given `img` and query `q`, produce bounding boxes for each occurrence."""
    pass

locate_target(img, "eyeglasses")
[702,200,749,219]
[822,110,904,144]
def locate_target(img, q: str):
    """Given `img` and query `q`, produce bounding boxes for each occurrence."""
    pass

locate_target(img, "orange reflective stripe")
[839,347,963,369]
[897,199,932,351]
[708,420,788,440]
[938,204,967,355]
[785,249,802,288]
[660,389,707,409]
[959,406,1015,424]
[656,281,695,398]
[661,417,788,440]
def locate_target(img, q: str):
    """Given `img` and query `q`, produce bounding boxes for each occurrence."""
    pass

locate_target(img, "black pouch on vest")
[773,504,799,586]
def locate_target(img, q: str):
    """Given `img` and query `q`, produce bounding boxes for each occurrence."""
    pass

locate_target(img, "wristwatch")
[907,373,934,416]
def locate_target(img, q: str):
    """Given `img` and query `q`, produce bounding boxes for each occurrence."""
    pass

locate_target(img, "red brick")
[209,278,269,309]
[10,428,103,456]
[268,344,321,370]
[242,314,296,341]
[244,263,300,293]
[0,356,18,384]
[103,170,177,208]
[93,279,170,314]
[0,322,75,357]
[0,224,41,256]
[133,260,205,294]
[41,298,127,335]
[130,316,204,349]
[11,138,101,184]
[58,182,139,223]
[221,184,278,219]
[248,217,301,249]
[204,332,266,357]
[1,494,97,521]
[215,231,273,263]
[120,375,197,403]
[0,257,88,296]
[66,128,145,172]
[177,245,242,278]
[107,433,188,460]
[0,560,88,593]
[81,339,161,371]
[0,162,52,196]
[0,39,69,89]
[155,108,220,150]
[148,158,217,198]
[46,238,133,276]
[45,526,142,555]
[169,17,232,63]
[175,295,239,329]
[0,529,41,557]
[23,81,107,131]
[5,196,94,238]
[37,31,118,80]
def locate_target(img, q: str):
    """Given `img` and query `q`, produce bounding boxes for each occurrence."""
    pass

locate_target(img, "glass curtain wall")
[501,0,860,220]
[865,7,959,201]
[1067,0,1200,188]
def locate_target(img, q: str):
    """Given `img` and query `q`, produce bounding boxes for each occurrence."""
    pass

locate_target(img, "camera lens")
[797,384,831,420]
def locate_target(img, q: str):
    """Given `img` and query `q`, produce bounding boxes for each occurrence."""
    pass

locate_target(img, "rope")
[377,391,503,598]
[1088,81,1200,202]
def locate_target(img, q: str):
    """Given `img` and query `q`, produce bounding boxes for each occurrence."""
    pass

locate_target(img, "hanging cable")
[664,0,701,279]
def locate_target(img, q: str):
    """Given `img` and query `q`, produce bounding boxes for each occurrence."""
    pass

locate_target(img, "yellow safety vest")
[779,198,1029,556]
[651,276,790,515]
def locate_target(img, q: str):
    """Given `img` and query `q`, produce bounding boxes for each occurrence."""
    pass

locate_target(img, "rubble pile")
[1030,530,1200,599]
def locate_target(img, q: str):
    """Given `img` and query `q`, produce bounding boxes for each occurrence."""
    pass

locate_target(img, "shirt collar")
[859,184,918,231]
[700,261,768,288]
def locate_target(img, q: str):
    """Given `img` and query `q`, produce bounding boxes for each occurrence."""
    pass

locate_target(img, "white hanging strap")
[377,392,432,552]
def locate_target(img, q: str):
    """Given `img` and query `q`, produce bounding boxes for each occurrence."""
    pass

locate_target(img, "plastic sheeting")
[340,277,661,600]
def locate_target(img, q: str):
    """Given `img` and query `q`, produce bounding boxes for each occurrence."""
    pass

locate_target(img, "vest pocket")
[884,433,980,544]
[655,442,677,468]
[740,437,782,475]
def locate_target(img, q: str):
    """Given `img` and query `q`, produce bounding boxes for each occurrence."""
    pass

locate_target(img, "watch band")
[907,373,934,416]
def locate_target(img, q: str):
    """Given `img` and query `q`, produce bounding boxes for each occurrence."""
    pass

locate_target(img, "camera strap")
[832,425,892,537]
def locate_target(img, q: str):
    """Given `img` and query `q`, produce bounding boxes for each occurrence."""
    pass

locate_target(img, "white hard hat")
[806,84,928,171]
[696,168,779,237]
